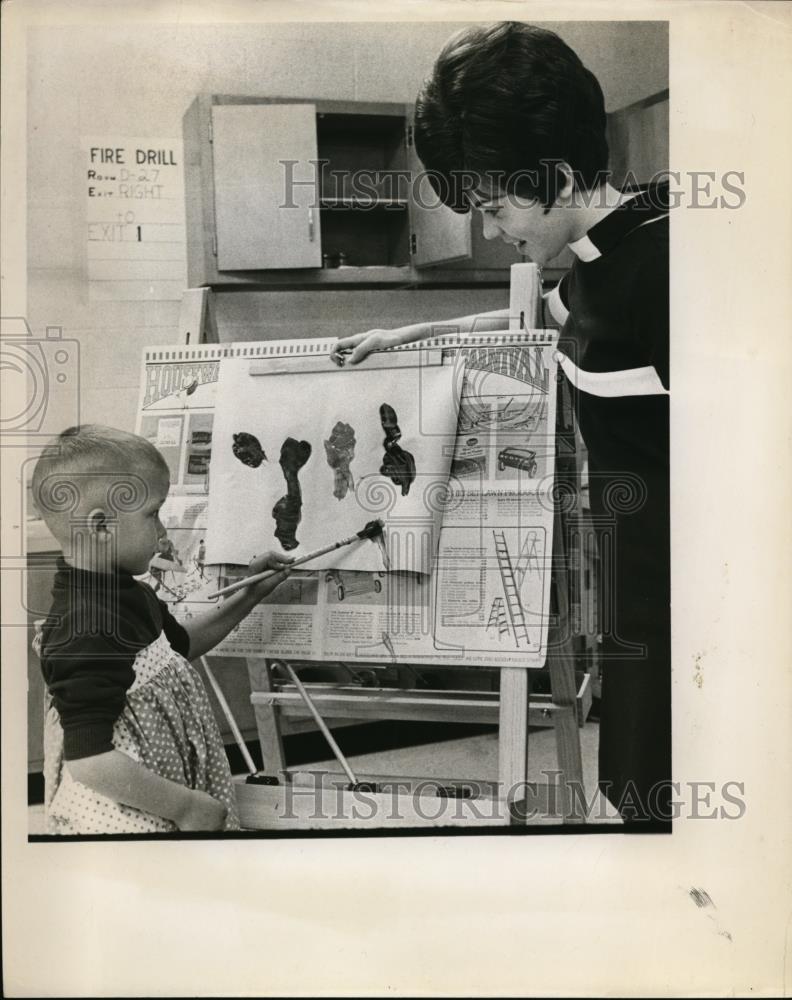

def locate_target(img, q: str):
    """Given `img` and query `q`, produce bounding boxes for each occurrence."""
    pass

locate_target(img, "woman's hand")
[246,550,293,600]
[330,310,510,367]
[175,789,228,831]
[330,327,412,367]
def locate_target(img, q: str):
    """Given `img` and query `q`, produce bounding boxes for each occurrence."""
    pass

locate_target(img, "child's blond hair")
[31,424,169,537]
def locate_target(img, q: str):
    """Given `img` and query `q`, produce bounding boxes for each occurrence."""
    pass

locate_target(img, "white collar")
[567,191,643,261]
[567,233,601,262]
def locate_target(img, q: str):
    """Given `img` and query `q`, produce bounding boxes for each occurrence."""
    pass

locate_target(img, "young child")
[332,22,670,828]
[32,424,292,834]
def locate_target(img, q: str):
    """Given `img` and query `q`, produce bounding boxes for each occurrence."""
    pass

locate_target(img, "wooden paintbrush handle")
[210,530,363,600]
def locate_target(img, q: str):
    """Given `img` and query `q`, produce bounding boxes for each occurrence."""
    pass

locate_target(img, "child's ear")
[87,507,108,537]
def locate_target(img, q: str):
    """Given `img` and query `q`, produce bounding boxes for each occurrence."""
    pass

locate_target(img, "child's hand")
[175,789,228,831]
[247,550,293,600]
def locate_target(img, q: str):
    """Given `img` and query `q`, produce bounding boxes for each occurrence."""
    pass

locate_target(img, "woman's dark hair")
[414,22,609,212]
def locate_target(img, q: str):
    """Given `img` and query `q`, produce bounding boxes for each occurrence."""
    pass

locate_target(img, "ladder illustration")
[493,531,532,649]
[513,531,541,589]
[486,597,510,639]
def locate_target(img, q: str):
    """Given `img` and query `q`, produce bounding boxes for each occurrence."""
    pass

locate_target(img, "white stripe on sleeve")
[544,282,569,325]
[555,352,668,397]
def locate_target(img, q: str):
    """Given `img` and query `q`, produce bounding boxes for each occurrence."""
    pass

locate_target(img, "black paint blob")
[379,404,416,497]
[272,438,312,550]
[232,431,267,468]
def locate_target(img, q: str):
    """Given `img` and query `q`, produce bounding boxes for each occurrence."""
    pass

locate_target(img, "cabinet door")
[406,110,472,268]
[211,104,322,270]
[606,92,669,186]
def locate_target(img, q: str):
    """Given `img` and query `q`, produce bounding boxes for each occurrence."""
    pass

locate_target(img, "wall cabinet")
[184,94,520,290]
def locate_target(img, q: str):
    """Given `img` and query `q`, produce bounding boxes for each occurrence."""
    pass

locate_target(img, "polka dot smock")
[42,632,240,834]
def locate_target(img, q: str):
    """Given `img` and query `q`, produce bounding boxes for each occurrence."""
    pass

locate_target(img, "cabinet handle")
[308,207,315,242]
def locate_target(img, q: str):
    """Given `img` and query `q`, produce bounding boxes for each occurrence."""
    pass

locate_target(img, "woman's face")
[474,190,578,266]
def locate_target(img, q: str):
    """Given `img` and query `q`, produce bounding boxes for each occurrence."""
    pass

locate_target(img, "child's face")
[474,190,577,266]
[113,467,170,576]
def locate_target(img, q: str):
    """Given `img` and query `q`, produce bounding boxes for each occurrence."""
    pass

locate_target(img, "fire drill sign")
[82,137,187,302]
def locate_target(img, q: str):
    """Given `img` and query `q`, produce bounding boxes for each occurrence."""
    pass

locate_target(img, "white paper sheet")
[205,355,459,572]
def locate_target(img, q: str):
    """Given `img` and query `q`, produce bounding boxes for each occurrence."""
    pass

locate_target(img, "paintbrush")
[209,519,385,600]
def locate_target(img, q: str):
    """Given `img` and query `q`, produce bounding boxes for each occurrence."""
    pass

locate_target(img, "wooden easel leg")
[547,515,586,823]
[499,668,530,823]
[246,657,287,777]
[497,262,539,825]
[178,286,218,345]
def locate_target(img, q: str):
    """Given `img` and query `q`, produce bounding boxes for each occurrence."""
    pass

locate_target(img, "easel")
[178,266,590,829]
